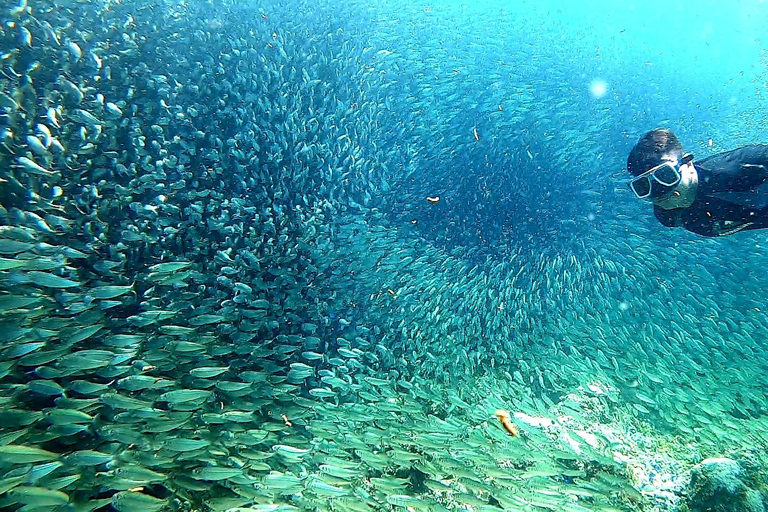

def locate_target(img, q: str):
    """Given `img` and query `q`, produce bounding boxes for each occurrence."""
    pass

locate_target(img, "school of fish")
[2,0,768,511]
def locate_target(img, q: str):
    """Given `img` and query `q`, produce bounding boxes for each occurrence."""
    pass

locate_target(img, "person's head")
[627,128,683,177]
[627,129,693,202]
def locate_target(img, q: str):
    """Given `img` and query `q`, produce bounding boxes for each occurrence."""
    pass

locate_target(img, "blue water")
[349,0,768,258]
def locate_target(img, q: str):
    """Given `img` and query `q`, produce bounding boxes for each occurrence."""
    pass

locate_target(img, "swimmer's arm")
[726,145,768,190]
[699,145,768,192]
[653,205,724,237]
[653,206,682,228]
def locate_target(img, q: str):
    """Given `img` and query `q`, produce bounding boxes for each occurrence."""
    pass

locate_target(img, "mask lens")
[630,177,652,198]
[653,163,681,186]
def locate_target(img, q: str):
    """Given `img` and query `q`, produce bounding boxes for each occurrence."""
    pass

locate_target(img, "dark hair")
[626,129,683,177]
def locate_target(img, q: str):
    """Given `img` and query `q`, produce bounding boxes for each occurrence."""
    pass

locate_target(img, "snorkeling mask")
[629,153,694,200]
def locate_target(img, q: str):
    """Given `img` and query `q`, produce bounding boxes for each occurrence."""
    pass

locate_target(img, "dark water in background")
[2,0,768,510]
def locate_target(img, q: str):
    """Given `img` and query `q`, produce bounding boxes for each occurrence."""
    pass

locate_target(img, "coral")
[686,458,765,512]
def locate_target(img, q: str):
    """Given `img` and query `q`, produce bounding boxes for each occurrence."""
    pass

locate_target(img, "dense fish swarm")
[2,0,768,511]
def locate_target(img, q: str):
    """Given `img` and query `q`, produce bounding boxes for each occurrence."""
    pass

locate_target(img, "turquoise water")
[2,0,768,511]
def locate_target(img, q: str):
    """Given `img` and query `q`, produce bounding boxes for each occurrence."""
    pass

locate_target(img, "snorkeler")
[626,129,768,237]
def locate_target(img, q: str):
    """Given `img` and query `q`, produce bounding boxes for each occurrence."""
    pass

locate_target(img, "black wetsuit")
[654,145,768,237]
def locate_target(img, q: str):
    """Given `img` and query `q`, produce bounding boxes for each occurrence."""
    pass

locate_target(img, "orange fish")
[495,409,518,437]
